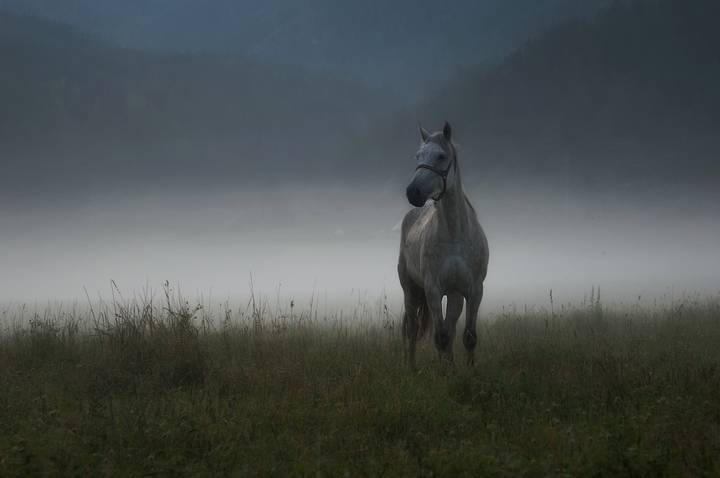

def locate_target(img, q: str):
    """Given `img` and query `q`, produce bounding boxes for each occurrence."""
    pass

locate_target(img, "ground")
[1,292,720,476]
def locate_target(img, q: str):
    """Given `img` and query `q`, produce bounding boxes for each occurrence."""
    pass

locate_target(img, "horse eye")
[438,154,447,161]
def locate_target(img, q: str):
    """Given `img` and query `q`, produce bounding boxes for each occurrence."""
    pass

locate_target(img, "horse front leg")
[444,292,464,361]
[400,284,425,371]
[463,282,484,366]
[425,284,453,363]
[399,257,424,371]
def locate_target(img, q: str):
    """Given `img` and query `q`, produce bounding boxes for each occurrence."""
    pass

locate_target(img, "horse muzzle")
[406,184,427,207]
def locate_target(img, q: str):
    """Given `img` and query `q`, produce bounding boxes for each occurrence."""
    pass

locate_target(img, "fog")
[3,181,718,313]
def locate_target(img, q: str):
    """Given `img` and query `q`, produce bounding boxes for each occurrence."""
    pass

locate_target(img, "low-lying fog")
[2,181,719,314]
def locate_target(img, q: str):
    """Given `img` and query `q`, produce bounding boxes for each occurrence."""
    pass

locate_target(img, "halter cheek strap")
[415,158,455,201]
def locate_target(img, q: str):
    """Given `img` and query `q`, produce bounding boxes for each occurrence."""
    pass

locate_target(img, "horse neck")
[435,157,469,238]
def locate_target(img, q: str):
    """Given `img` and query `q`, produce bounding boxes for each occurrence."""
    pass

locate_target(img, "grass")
[1,287,720,476]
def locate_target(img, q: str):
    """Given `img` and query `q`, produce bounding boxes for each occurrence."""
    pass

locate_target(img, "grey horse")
[398,122,489,368]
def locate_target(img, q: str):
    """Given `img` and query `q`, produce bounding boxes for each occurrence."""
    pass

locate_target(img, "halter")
[415,156,456,201]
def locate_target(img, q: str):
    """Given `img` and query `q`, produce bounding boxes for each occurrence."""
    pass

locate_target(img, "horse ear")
[443,121,452,142]
[418,123,431,143]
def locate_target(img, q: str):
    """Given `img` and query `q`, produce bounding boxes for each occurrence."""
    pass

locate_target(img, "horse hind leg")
[463,283,484,366]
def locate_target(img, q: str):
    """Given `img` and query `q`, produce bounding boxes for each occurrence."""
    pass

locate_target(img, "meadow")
[1,286,720,476]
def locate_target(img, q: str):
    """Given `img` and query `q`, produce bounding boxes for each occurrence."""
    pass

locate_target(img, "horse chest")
[424,241,478,290]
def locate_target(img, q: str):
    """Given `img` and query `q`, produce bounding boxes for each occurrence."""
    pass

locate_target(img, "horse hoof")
[437,352,455,366]
[463,329,477,350]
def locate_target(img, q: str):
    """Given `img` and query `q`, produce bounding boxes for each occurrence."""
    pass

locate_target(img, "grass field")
[2,288,720,476]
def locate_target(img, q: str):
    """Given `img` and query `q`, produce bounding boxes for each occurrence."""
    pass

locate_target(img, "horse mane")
[450,141,477,216]
[464,195,477,215]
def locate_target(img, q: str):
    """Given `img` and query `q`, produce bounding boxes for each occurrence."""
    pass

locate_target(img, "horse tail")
[402,301,432,341]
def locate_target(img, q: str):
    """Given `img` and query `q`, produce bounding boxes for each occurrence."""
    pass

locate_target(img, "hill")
[345,0,720,196]
[3,1,720,199]
[409,0,720,189]
[0,11,396,198]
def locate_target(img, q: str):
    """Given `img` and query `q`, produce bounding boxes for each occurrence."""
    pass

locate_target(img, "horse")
[398,121,489,368]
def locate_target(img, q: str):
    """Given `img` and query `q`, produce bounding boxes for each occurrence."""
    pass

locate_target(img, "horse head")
[406,121,456,207]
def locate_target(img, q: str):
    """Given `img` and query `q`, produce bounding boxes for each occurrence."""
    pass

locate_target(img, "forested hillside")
[411,0,720,187]
[2,0,719,198]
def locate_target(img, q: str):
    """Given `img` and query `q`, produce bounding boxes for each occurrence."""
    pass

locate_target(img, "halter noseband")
[415,156,456,201]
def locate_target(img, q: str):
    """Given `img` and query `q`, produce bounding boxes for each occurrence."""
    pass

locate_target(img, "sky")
[1,0,719,314]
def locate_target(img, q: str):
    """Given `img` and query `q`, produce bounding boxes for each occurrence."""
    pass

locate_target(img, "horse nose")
[406,184,425,207]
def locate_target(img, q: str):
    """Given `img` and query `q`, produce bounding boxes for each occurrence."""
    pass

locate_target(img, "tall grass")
[1,287,720,476]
